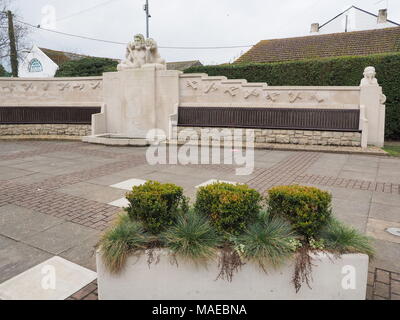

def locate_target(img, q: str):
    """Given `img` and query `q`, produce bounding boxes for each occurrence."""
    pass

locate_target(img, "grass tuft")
[99,214,151,273]
[319,218,374,258]
[161,210,222,262]
[235,210,297,270]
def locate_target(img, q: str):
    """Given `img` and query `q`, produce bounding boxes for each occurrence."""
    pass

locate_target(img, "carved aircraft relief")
[58,83,71,91]
[1,84,16,93]
[186,80,198,90]
[204,82,218,94]
[244,89,259,99]
[21,83,34,92]
[73,83,86,91]
[90,81,101,90]
[224,86,239,97]
[310,93,324,103]
[288,92,303,103]
[265,92,280,102]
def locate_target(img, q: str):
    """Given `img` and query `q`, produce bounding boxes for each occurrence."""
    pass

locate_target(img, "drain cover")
[386,228,400,237]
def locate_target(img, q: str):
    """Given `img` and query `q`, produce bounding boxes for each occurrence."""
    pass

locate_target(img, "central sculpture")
[117,34,166,71]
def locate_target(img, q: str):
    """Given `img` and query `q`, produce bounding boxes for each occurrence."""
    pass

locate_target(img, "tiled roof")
[39,48,91,65]
[166,60,202,71]
[235,27,400,64]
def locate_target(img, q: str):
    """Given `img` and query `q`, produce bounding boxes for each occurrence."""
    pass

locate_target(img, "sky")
[7,0,400,65]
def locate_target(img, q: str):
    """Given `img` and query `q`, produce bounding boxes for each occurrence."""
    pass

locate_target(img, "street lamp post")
[143,0,151,38]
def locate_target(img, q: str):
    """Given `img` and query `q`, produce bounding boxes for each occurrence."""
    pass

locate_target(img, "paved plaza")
[0,140,399,300]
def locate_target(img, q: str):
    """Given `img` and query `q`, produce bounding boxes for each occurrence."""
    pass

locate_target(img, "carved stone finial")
[360,66,379,86]
[117,34,166,71]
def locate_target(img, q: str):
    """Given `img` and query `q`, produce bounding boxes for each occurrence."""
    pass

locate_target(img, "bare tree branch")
[0,0,30,69]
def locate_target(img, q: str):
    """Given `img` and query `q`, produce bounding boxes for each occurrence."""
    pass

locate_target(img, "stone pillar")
[97,66,180,140]
[359,67,386,147]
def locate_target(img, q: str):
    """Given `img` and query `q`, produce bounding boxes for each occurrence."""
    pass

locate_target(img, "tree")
[0,0,29,76]
[0,63,5,76]
[55,57,118,77]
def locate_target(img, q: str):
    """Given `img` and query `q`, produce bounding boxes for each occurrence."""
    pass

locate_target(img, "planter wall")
[96,250,368,300]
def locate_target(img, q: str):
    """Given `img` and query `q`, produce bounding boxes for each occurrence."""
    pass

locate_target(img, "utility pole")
[7,10,18,77]
[143,0,151,38]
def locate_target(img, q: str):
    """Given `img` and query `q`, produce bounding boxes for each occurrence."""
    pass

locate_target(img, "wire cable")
[15,19,254,49]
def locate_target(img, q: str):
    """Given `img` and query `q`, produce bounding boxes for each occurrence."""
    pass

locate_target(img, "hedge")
[55,57,118,77]
[185,53,400,140]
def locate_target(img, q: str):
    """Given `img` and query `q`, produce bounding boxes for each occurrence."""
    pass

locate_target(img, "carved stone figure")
[360,66,379,86]
[117,34,166,71]
[145,38,166,67]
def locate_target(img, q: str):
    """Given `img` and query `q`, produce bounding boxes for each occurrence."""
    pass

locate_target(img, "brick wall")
[0,124,91,137]
[177,127,361,147]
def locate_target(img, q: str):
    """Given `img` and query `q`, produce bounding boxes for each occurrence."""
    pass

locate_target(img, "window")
[28,59,43,73]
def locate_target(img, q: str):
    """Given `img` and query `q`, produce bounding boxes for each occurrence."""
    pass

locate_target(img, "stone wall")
[177,127,361,147]
[0,124,91,137]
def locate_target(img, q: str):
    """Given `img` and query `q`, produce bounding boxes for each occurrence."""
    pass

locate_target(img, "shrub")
[319,218,374,258]
[55,57,118,77]
[234,210,297,269]
[185,53,400,140]
[194,182,262,235]
[99,214,151,273]
[161,209,222,261]
[125,181,188,234]
[267,185,332,239]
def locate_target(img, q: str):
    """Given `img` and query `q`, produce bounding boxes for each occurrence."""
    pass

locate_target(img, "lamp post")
[143,0,151,38]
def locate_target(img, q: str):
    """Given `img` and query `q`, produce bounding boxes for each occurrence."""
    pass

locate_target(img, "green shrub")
[234,210,297,269]
[319,218,374,258]
[99,214,151,273]
[194,182,262,235]
[55,57,118,77]
[185,53,400,140]
[161,209,222,261]
[125,181,188,234]
[267,185,332,238]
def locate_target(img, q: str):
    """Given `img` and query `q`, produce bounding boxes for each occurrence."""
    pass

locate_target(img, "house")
[311,6,399,34]
[18,46,202,77]
[236,7,400,64]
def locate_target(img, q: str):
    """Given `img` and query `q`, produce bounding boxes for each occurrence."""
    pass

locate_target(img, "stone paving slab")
[21,222,100,255]
[0,242,52,283]
[58,182,127,204]
[59,233,100,272]
[0,166,35,180]
[0,256,97,300]
[0,205,64,241]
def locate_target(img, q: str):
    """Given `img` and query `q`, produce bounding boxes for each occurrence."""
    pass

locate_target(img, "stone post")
[359,66,386,147]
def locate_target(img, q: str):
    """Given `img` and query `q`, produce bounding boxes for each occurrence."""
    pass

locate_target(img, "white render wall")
[0,77,103,107]
[97,250,369,300]
[18,45,59,78]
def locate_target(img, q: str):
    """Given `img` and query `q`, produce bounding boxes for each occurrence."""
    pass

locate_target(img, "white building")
[310,6,399,34]
[18,45,87,78]
[18,45,59,78]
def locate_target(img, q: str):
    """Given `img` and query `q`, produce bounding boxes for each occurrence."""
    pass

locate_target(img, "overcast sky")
[9,0,400,65]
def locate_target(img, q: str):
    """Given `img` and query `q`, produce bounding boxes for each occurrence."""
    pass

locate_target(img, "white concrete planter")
[96,250,368,300]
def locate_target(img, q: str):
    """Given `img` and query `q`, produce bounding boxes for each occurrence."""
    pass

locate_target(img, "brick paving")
[1,140,399,300]
[367,268,400,300]
[295,174,400,194]
[67,280,98,300]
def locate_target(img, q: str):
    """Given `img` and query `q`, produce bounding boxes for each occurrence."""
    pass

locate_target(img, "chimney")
[310,23,319,33]
[377,9,388,24]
